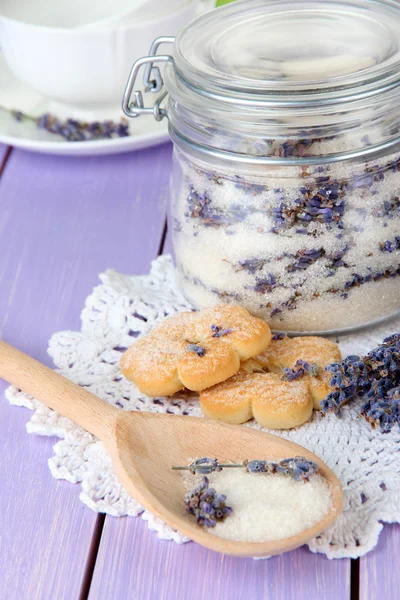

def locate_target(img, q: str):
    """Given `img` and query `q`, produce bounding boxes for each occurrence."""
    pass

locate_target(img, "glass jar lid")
[161,0,400,164]
[173,0,400,104]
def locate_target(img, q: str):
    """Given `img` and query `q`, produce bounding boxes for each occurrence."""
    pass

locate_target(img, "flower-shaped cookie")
[252,336,341,409]
[121,305,271,396]
[199,336,341,429]
[200,371,312,429]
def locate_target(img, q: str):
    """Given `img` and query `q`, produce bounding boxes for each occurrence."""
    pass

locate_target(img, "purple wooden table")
[0,142,398,600]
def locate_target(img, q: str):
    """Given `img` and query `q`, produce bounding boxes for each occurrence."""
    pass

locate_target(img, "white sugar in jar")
[123,0,400,334]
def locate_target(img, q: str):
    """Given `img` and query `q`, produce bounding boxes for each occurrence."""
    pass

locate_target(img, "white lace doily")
[6,255,400,558]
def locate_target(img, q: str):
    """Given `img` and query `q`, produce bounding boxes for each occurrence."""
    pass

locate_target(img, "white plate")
[0,53,169,156]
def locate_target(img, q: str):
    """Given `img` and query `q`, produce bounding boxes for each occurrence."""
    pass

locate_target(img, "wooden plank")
[0,143,171,599]
[0,387,96,600]
[360,525,400,600]
[0,144,11,175]
[90,516,350,600]
[90,224,351,600]
[0,143,9,161]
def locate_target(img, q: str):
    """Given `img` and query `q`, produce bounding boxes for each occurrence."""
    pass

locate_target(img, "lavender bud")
[185,344,206,357]
[211,325,233,338]
[246,460,270,473]
[188,458,220,475]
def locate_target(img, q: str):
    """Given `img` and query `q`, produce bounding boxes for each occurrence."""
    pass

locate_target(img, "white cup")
[0,2,196,107]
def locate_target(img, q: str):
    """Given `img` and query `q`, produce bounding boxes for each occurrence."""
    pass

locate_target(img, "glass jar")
[123,0,400,334]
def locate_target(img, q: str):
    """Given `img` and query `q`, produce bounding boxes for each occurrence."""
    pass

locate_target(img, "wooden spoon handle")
[0,341,118,441]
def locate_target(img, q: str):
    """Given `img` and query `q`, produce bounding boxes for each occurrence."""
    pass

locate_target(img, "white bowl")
[0,0,191,29]
[0,2,196,107]
[79,0,191,30]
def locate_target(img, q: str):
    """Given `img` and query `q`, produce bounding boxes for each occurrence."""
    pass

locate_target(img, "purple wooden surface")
[0,143,8,164]
[0,387,96,600]
[1,138,397,600]
[360,525,400,600]
[89,227,351,600]
[0,144,170,599]
[90,517,350,600]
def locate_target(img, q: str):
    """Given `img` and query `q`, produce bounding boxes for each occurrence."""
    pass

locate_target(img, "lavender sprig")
[185,477,232,528]
[174,456,320,482]
[321,334,400,432]
[245,457,320,482]
[4,106,130,141]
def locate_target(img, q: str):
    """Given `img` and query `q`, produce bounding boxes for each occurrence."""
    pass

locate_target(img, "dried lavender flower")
[185,186,251,228]
[245,457,319,481]
[185,477,232,528]
[185,344,206,357]
[296,359,319,377]
[210,325,233,338]
[271,178,346,231]
[175,456,320,482]
[282,359,319,381]
[238,258,266,274]
[375,196,400,219]
[234,176,266,195]
[379,237,400,253]
[286,248,324,272]
[274,457,320,482]
[3,106,130,142]
[245,460,271,473]
[185,458,222,475]
[253,274,278,294]
[282,367,305,381]
[272,333,287,341]
[321,333,400,432]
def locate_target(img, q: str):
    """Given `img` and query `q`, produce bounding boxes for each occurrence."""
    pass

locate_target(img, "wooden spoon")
[0,341,343,557]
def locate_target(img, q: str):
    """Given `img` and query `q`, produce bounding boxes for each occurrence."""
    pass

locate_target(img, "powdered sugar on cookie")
[121,305,272,396]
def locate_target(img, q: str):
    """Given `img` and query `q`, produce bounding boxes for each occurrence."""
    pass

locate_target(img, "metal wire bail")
[144,36,175,92]
[122,36,175,122]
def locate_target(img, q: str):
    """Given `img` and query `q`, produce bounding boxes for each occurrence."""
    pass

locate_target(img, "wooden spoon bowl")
[0,341,343,557]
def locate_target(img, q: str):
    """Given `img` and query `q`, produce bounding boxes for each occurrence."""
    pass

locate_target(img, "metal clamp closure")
[122,36,175,121]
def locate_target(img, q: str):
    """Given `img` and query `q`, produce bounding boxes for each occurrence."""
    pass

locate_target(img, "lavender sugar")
[184,468,332,543]
[171,149,400,333]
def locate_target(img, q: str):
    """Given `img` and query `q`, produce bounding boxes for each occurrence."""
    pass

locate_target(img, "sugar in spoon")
[0,340,343,557]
